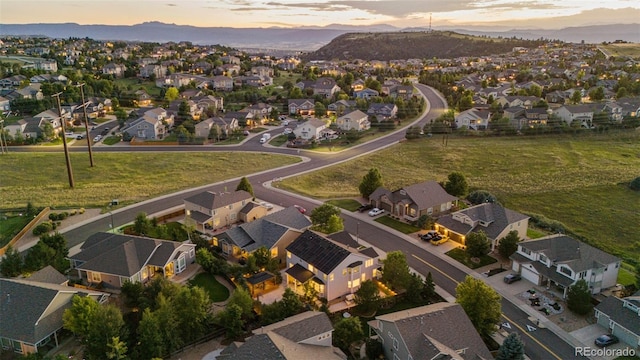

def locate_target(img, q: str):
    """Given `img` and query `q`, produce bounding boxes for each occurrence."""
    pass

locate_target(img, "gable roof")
[437,203,529,240]
[70,232,193,277]
[371,180,457,211]
[518,234,620,272]
[184,190,252,210]
[23,265,67,285]
[0,278,106,345]
[595,296,640,336]
[286,230,357,274]
[373,302,492,360]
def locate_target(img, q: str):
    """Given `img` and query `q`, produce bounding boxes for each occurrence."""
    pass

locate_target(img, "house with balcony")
[288,99,315,116]
[69,232,196,290]
[369,180,458,221]
[435,203,529,250]
[510,234,621,297]
[553,104,596,128]
[123,107,173,140]
[368,302,492,360]
[336,110,370,132]
[183,190,254,232]
[285,230,380,302]
[455,107,491,130]
[215,206,311,263]
[595,291,640,350]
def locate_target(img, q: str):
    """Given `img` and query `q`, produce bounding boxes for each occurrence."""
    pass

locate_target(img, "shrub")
[630,176,640,191]
[32,222,53,236]
[79,208,85,214]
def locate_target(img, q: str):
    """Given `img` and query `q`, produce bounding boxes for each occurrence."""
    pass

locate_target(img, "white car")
[283,128,292,134]
[368,208,384,217]
[93,135,102,142]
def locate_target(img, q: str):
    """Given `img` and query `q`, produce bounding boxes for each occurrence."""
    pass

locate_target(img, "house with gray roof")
[435,202,529,250]
[510,234,621,297]
[288,99,315,116]
[369,180,458,221]
[454,107,491,130]
[22,265,68,286]
[285,230,380,302]
[215,206,311,263]
[68,232,196,290]
[595,291,640,350]
[218,311,346,359]
[0,278,108,355]
[336,110,370,131]
[368,302,492,360]
[184,190,254,232]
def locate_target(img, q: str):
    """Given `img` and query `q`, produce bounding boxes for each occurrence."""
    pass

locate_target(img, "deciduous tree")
[310,203,343,233]
[466,231,490,258]
[498,230,520,259]
[333,316,364,351]
[354,280,380,313]
[359,167,383,198]
[567,279,593,315]
[456,276,501,339]
[444,172,469,197]
[382,251,411,290]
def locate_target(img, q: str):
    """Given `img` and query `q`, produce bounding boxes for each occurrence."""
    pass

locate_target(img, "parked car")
[420,230,437,241]
[93,135,102,142]
[357,204,373,213]
[429,234,447,245]
[243,130,250,136]
[260,201,274,210]
[283,128,292,134]
[368,208,384,217]
[503,273,522,284]
[76,134,85,140]
[294,205,306,214]
[594,334,618,347]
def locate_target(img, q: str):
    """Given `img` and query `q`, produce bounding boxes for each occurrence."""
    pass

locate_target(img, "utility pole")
[52,92,75,188]
[77,83,95,167]
[0,118,7,154]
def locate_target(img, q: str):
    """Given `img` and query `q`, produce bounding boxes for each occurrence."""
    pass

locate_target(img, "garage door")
[521,266,540,285]
[380,202,393,213]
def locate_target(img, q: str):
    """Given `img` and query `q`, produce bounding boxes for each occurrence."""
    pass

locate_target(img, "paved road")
[44,84,583,359]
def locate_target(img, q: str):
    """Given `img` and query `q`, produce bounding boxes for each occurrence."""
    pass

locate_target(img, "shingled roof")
[286,230,351,275]
[184,190,252,210]
[370,180,457,211]
[437,203,529,240]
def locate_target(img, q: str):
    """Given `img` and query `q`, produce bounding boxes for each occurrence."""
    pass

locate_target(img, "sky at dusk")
[1,0,638,29]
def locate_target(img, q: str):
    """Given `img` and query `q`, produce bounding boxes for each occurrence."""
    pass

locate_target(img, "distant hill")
[0,22,637,52]
[302,31,548,61]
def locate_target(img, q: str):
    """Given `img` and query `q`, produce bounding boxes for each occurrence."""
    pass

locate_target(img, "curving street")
[26,84,585,359]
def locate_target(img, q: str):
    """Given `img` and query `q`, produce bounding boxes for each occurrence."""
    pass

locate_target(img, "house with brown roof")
[368,302,492,360]
[0,278,108,355]
[510,234,621,297]
[183,190,254,232]
[369,180,458,221]
[69,232,196,290]
[435,203,529,250]
[218,311,346,359]
[285,230,380,301]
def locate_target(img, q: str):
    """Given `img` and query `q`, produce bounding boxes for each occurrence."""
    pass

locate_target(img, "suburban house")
[242,102,273,126]
[215,206,311,263]
[285,230,380,302]
[327,100,356,116]
[495,95,540,109]
[69,232,197,290]
[389,85,414,99]
[101,63,127,78]
[594,291,640,350]
[455,107,491,130]
[351,79,366,91]
[368,302,493,360]
[369,181,458,221]
[553,104,596,128]
[288,99,315,116]
[0,278,108,355]
[211,75,234,91]
[293,118,327,140]
[133,89,153,107]
[510,234,621,297]
[354,88,379,100]
[336,110,370,131]
[123,107,174,140]
[194,116,238,139]
[218,311,346,360]
[367,103,398,121]
[183,190,254,232]
[435,203,529,250]
[0,95,10,113]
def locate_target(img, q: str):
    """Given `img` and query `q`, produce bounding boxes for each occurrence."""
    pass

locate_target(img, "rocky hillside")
[302,31,549,61]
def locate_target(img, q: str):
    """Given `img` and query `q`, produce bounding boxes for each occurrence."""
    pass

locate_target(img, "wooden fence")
[0,207,50,256]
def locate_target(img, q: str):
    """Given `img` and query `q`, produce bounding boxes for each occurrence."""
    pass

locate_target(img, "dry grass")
[2,152,299,210]
[278,132,640,259]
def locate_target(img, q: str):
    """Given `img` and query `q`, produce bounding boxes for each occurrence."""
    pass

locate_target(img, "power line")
[52,92,75,188]
[77,83,95,167]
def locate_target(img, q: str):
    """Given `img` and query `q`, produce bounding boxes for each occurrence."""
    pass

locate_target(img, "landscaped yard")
[526,227,548,239]
[1,152,299,210]
[188,273,230,302]
[326,199,363,212]
[0,213,32,247]
[374,215,421,234]
[445,248,498,269]
[277,132,640,262]
[269,134,289,147]
[102,136,121,145]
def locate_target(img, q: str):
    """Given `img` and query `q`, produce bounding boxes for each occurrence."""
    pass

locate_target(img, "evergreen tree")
[422,272,436,300]
[498,230,521,259]
[359,167,383,198]
[496,332,525,360]
[236,177,254,197]
[0,246,23,277]
[444,172,469,197]
[567,279,593,315]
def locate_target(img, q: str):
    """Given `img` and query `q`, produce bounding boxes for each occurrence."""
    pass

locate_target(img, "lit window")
[365,259,373,267]
[329,274,334,281]
[308,264,314,273]
[287,251,291,259]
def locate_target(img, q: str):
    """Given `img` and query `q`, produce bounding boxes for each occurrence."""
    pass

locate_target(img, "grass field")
[277,132,640,261]
[446,248,498,269]
[326,199,362,212]
[0,214,32,247]
[188,273,230,302]
[599,43,640,58]
[1,152,299,210]
[375,215,421,234]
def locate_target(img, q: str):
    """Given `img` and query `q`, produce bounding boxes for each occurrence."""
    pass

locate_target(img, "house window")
[393,338,399,350]
[365,259,373,268]
[229,204,234,210]
[329,273,334,282]
[559,267,572,276]
[287,251,291,259]
[579,271,587,279]
[539,254,547,263]
[230,213,236,220]
[1,338,10,350]
[521,247,532,256]
[308,264,315,273]
[427,208,433,215]
[270,248,278,258]
[343,269,348,276]
[12,340,22,353]
[91,272,101,283]
[189,248,195,258]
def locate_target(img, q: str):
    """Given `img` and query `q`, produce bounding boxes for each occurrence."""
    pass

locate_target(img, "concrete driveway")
[570,324,631,360]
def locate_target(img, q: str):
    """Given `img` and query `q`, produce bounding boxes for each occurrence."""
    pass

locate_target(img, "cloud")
[166,3,177,6]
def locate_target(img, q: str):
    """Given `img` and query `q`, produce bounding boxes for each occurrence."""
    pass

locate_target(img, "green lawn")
[278,132,640,262]
[617,266,637,287]
[1,152,299,210]
[102,136,121,145]
[326,199,363,212]
[188,273,230,302]
[374,215,421,234]
[269,135,289,147]
[0,214,32,247]
[446,248,498,269]
[526,227,547,239]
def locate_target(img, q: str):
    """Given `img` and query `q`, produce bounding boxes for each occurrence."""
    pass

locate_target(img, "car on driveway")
[419,230,437,241]
[503,273,522,284]
[429,233,447,245]
[594,334,619,347]
[294,205,306,214]
[368,208,384,217]
[357,204,373,213]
